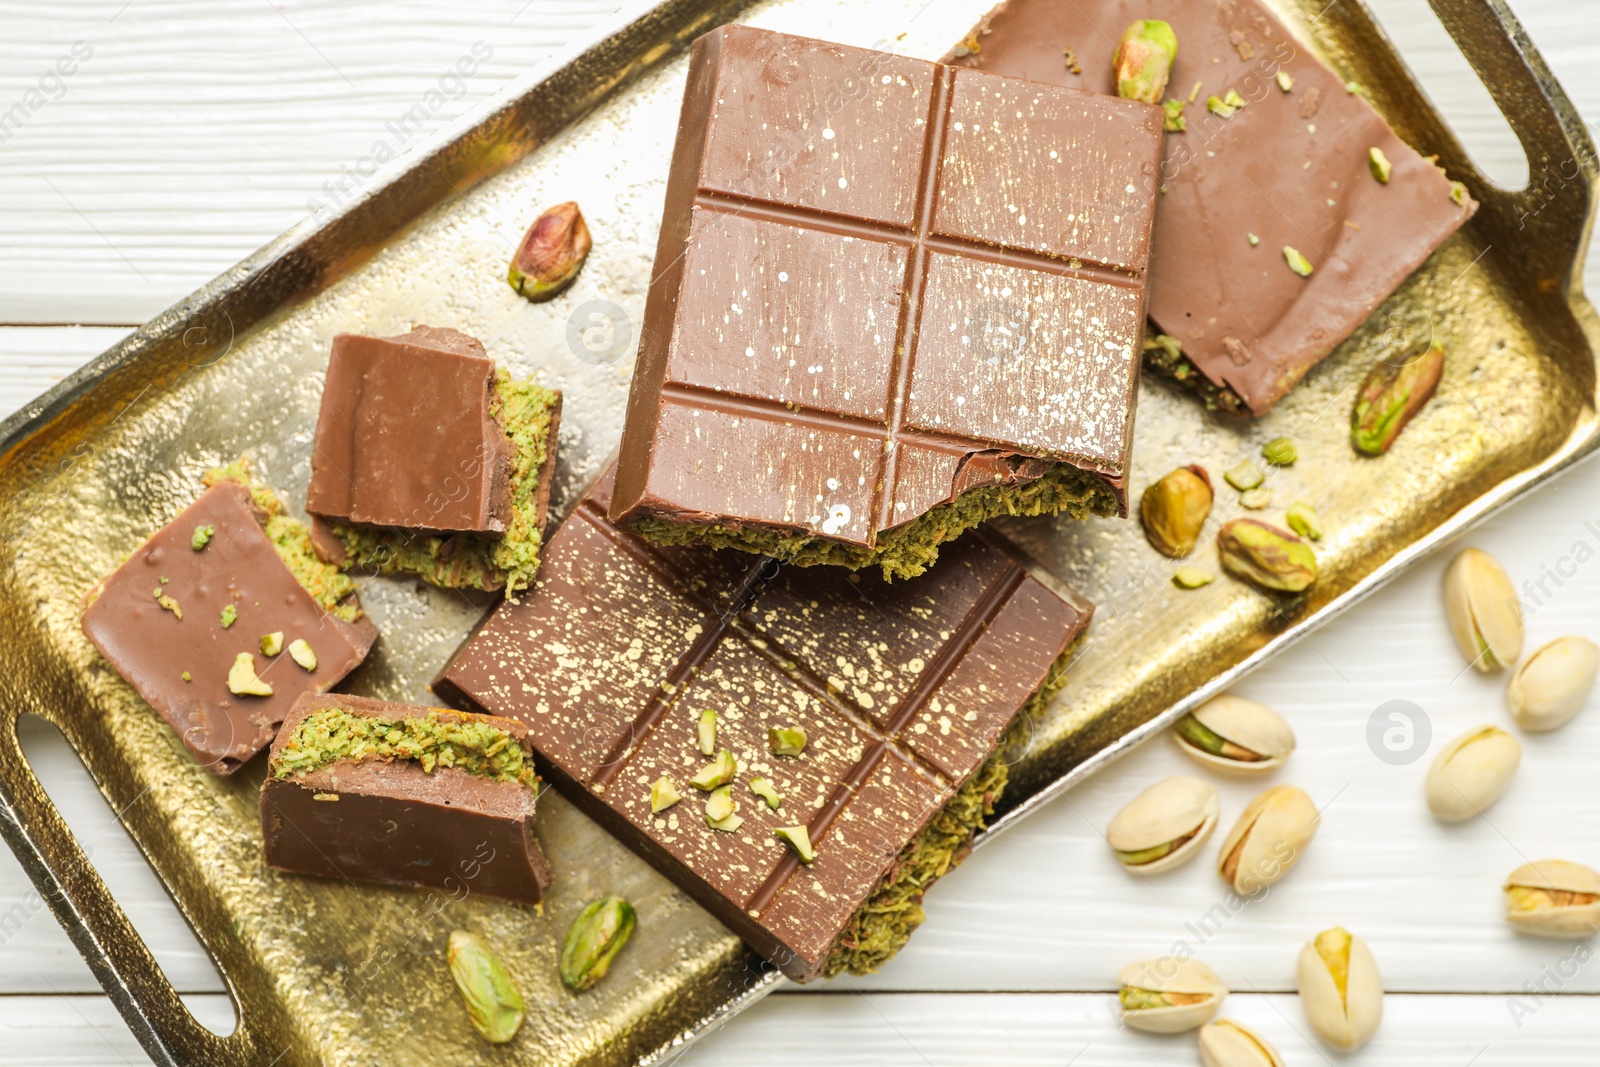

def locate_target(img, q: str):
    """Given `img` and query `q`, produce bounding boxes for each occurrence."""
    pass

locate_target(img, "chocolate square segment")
[81,482,375,775]
[613,25,1163,562]
[436,466,1093,980]
[307,325,513,535]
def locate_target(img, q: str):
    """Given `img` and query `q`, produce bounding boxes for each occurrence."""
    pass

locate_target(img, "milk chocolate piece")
[81,479,376,775]
[262,694,551,905]
[306,325,563,593]
[948,0,1477,414]
[611,25,1163,578]
[436,466,1093,980]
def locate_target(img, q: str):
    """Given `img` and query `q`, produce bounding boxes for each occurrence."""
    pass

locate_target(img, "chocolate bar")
[81,464,376,775]
[307,325,562,594]
[262,693,551,905]
[948,0,1477,414]
[435,466,1093,980]
[612,25,1163,580]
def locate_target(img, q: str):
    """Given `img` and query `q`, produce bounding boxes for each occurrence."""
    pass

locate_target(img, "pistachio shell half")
[1198,1019,1285,1067]
[1297,926,1382,1051]
[1507,636,1599,732]
[1217,785,1318,894]
[1425,725,1520,822]
[1106,776,1219,874]
[1443,548,1524,671]
[1117,956,1227,1033]
[1504,859,1600,939]
[1173,695,1295,775]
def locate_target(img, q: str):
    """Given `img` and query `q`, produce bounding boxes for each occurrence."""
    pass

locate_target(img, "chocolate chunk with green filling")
[435,462,1095,981]
[82,468,376,775]
[305,326,562,594]
[262,693,551,904]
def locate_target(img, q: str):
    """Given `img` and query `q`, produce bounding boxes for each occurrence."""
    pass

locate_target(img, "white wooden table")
[2,1,1597,1062]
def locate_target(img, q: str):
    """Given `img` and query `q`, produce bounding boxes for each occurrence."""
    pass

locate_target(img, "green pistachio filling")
[203,460,361,621]
[1142,332,1250,415]
[631,464,1117,583]
[822,640,1081,976]
[273,707,535,786]
[322,372,559,595]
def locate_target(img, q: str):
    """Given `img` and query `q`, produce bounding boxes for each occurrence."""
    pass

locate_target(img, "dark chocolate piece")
[436,465,1092,980]
[262,694,551,905]
[611,25,1163,577]
[81,479,376,775]
[306,325,563,594]
[948,0,1477,414]
[308,325,514,534]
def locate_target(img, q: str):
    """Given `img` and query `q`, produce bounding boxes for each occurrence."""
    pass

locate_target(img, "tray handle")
[1426,0,1599,288]
[0,711,277,1066]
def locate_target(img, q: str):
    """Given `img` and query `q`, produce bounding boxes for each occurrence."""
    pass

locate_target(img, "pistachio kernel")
[775,825,815,863]
[259,631,284,656]
[508,201,591,302]
[697,708,717,756]
[1352,345,1445,455]
[1451,180,1469,206]
[559,897,637,993]
[220,604,237,629]
[706,812,745,833]
[1113,19,1179,105]
[704,785,736,823]
[181,671,192,682]
[1248,232,1261,246]
[1141,465,1214,558]
[1239,487,1272,510]
[227,653,273,697]
[1223,461,1264,491]
[1368,146,1393,184]
[287,639,318,671]
[1276,69,1294,92]
[190,524,214,551]
[1207,90,1245,119]
[768,726,807,757]
[1173,566,1215,589]
[1162,99,1187,132]
[649,776,682,814]
[1286,502,1324,541]
[155,591,182,619]
[449,930,525,1042]
[690,749,738,790]
[1218,519,1317,593]
[1283,246,1315,277]
[1261,437,1296,466]
[749,777,783,810]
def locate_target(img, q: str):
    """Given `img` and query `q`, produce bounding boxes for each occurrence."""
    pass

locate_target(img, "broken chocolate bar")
[948,0,1477,414]
[611,25,1163,580]
[306,325,562,593]
[262,693,551,904]
[81,464,376,775]
[436,465,1093,980]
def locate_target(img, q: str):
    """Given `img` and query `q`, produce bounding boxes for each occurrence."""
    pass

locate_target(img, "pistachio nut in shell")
[1217,785,1318,894]
[1507,636,1599,732]
[1443,547,1524,671]
[1217,519,1317,593]
[1173,695,1295,775]
[1106,775,1219,874]
[1297,926,1383,1051]
[1425,725,1520,823]
[1198,1019,1285,1067]
[1117,956,1227,1033]
[1504,860,1600,939]
[1140,465,1213,558]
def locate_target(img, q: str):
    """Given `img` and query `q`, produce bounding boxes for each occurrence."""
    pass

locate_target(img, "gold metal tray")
[0,0,1593,1064]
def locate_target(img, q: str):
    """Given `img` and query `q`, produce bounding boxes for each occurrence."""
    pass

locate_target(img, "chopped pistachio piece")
[1173,566,1215,589]
[1224,461,1264,491]
[749,777,782,810]
[1206,89,1245,119]
[697,708,717,757]
[1240,487,1273,509]
[1276,69,1294,92]
[190,524,214,551]
[1113,19,1179,105]
[1248,233,1260,247]
[181,671,192,682]
[154,591,182,619]
[219,604,237,629]
[1451,180,1469,206]
[707,812,745,833]
[775,825,815,864]
[259,632,284,656]
[1368,146,1393,184]
[1162,99,1186,132]
[1287,502,1324,541]
[704,785,736,823]
[1345,80,1366,96]
[227,652,273,697]
[689,749,738,791]
[767,726,807,757]
[1283,246,1315,277]
[650,776,682,813]
[1261,437,1297,466]
[287,638,318,671]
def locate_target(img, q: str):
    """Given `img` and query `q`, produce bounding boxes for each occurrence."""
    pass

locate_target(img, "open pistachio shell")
[1504,859,1600,939]
[1425,725,1520,822]
[1443,547,1524,671]
[1297,927,1382,1051]
[1507,636,1599,732]
[1198,1019,1285,1067]
[1117,956,1227,1033]
[1216,785,1318,894]
[1174,695,1295,775]
[1106,776,1219,875]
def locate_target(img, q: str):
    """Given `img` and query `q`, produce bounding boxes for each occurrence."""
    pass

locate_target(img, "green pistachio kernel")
[1261,437,1297,466]
[1173,567,1215,589]
[749,777,783,810]
[1287,502,1325,541]
[775,825,816,864]
[559,897,636,993]
[449,929,524,1041]
[1369,146,1393,184]
[259,631,284,656]
[190,524,214,551]
[1283,246,1315,277]
[696,708,717,756]
[219,604,237,629]
[1224,461,1264,491]
[767,726,807,757]
[287,639,318,671]
[689,749,738,791]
